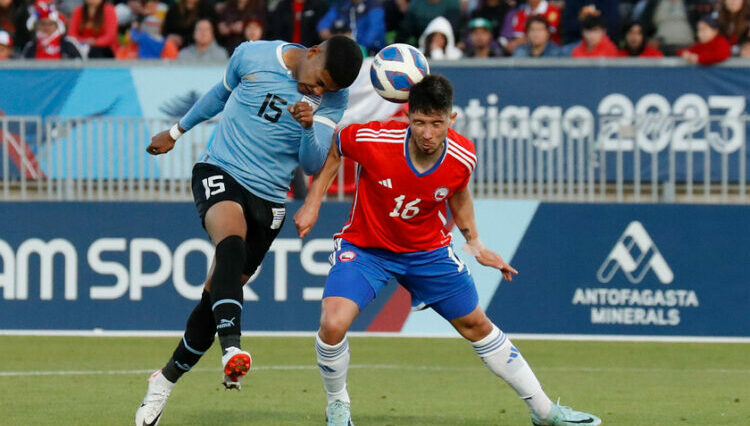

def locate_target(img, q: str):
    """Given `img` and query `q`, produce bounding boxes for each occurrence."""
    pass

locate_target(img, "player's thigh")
[192,163,247,244]
[240,190,286,276]
[322,242,393,320]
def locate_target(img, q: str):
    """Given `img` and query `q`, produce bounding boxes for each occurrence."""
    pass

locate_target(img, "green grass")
[0,336,748,425]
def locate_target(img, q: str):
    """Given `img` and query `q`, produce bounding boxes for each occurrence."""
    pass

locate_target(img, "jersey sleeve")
[223,41,253,91]
[336,122,367,164]
[453,136,477,192]
[314,88,349,130]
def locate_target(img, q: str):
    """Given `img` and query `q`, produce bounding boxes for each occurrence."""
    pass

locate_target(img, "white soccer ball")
[370,44,430,103]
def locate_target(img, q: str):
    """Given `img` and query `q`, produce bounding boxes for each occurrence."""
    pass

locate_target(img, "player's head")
[408,74,457,155]
[296,35,363,96]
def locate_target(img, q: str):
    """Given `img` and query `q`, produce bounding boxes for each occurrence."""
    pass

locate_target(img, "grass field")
[0,336,748,425]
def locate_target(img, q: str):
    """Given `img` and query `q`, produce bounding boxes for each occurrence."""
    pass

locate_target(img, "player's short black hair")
[408,74,453,116]
[324,36,363,89]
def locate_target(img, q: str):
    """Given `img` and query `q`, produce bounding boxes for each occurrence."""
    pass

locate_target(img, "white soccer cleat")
[135,370,174,426]
[326,400,354,426]
[221,346,252,390]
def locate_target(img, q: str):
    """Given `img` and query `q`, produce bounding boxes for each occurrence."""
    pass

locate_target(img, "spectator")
[178,18,228,61]
[505,0,560,53]
[561,0,620,44]
[618,21,663,56]
[317,0,385,54]
[329,17,369,56]
[513,15,559,56]
[243,17,263,41]
[571,14,618,57]
[23,0,84,59]
[397,0,461,45]
[418,15,462,59]
[383,0,407,35]
[462,17,503,56]
[468,0,514,39]
[717,0,750,46]
[216,0,264,54]
[0,29,13,58]
[638,0,693,55]
[1,0,31,52]
[265,0,329,46]
[738,28,750,56]
[678,15,731,64]
[162,0,214,49]
[68,0,119,58]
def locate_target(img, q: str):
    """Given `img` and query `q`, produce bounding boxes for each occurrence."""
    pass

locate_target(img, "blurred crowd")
[1,0,749,64]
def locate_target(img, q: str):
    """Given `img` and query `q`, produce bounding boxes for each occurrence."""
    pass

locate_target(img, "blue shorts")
[323,240,479,321]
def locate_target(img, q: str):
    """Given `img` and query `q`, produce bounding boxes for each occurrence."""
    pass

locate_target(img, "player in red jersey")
[294,75,601,426]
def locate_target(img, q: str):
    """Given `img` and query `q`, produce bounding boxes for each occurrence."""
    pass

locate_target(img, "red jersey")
[335,121,476,253]
[512,0,561,43]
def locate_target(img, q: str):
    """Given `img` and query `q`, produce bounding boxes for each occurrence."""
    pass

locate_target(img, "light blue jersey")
[178,40,348,203]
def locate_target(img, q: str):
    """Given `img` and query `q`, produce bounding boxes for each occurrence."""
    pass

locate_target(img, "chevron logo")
[378,178,393,188]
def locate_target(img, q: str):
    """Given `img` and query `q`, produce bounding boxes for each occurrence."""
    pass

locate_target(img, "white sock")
[315,333,351,405]
[471,324,553,419]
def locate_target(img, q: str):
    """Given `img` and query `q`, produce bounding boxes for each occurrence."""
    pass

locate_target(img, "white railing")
[1,115,748,203]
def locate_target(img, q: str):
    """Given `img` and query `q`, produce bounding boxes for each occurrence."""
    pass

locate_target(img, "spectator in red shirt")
[22,0,84,59]
[618,21,664,57]
[505,0,561,53]
[571,14,618,57]
[679,15,732,64]
[717,0,750,46]
[68,0,119,58]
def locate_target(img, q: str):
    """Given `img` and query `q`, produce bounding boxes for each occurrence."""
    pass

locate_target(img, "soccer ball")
[370,44,430,103]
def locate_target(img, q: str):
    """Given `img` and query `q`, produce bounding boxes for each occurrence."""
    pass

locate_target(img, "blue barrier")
[1,201,748,338]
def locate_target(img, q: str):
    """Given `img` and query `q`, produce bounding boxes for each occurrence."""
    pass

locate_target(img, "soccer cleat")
[531,401,601,426]
[221,346,252,390]
[325,400,354,426]
[135,370,174,426]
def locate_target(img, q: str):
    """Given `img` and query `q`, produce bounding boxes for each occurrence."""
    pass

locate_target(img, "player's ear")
[450,111,458,125]
[307,44,322,59]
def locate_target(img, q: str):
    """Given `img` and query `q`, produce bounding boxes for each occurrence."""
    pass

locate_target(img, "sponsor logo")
[338,251,357,262]
[216,317,236,329]
[433,186,449,201]
[573,221,698,327]
[597,221,673,284]
[378,178,393,188]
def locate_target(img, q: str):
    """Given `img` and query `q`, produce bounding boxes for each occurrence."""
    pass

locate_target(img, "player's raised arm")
[448,187,518,281]
[294,135,342,238]
[146,43,247,156]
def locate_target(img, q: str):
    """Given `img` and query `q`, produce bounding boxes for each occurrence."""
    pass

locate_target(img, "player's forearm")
[298,121,334,175]
[448,188,480,243]
[305,140,341,207]
[178,81,231,132]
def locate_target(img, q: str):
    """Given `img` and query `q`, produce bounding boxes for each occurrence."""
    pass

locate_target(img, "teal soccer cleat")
[531,402,601,426]
[326,400,354,426]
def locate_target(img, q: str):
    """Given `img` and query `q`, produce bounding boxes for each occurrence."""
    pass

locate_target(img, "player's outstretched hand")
[147,130,176,155]
[294,202,319,238]
[476,248,519,282]
[288,102,314,129]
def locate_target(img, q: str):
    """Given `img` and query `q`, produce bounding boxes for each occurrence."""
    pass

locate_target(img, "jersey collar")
[403,127,448,177]
[276,42,306,77]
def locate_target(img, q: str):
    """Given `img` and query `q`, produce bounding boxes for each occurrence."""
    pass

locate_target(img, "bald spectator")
[178,19,228,61]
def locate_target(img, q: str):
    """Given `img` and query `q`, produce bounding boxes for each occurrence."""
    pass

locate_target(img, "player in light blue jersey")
[135,36,363,426]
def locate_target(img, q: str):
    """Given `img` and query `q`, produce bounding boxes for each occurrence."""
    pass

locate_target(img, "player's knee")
[215,235,246,266]
[319,313,351,345]
[458,315,494,342]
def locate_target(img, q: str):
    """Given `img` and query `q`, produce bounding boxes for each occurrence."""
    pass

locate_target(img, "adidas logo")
[378,178,393,188]
[597,221,673,285]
